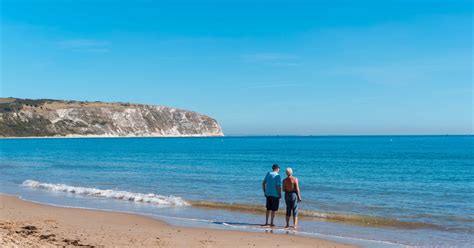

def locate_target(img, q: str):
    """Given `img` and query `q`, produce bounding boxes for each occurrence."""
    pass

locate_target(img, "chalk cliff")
[0,98,223,137]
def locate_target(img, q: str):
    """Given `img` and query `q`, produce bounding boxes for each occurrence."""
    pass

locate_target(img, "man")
[262,164,282,226]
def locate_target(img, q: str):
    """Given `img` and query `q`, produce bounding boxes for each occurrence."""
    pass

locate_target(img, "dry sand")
[0,195,355,248]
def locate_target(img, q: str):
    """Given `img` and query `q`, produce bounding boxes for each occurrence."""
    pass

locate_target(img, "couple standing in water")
[262,164,302,228]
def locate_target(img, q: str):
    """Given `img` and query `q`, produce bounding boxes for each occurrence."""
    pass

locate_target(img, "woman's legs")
[285,192,300,228]
[293,196,299,227]
[284,193,293,228]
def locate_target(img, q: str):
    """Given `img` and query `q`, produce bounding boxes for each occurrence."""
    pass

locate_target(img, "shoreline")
[0,194,355,247]
[0,134,224,139]
[19,179,434,230]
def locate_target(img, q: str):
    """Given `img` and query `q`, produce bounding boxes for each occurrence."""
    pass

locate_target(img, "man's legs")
[270,211,276,226]
[293,216,298,227]
[265,210,270,225]
[264,197,278,226]
[285,215,290,228]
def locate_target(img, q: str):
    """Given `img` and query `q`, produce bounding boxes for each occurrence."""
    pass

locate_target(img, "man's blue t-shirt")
[264,171,281,197]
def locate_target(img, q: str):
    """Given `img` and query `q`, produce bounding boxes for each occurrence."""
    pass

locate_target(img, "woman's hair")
[286,167,293,176]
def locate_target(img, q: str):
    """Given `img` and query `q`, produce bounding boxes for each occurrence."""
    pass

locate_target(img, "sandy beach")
[0,195,354,247]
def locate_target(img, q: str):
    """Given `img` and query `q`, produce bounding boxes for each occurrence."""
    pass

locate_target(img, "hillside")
[0,98,224,137]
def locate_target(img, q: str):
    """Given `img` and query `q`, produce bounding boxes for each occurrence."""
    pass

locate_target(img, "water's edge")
[0,192,402,248]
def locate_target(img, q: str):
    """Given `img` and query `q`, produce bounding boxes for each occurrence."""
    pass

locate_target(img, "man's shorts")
[266,196,280,211]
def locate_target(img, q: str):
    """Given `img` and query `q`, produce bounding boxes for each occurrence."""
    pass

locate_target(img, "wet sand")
[0,194,355,247]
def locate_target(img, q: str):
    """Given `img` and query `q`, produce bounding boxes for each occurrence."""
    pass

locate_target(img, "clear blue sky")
[1,0,472,135]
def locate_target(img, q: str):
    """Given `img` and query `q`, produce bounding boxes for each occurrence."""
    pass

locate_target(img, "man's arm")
[262,180,266,196]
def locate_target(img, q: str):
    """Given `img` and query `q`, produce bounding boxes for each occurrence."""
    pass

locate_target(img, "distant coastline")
[0,97,224,138]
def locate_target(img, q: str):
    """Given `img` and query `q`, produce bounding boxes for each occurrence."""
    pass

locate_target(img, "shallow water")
[1,136,473,246]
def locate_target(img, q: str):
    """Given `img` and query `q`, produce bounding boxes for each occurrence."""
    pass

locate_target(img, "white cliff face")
[0,98,224,137]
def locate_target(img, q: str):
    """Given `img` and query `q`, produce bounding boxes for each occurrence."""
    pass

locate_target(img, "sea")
[0,136,472,247]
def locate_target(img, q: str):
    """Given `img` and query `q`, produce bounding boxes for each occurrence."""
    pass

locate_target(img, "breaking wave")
[22,180,188,207]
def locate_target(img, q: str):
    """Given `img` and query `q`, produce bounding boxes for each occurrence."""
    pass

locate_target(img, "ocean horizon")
[2,134,472,139]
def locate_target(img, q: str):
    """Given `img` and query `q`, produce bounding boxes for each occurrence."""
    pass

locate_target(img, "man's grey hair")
[286,167,293,176]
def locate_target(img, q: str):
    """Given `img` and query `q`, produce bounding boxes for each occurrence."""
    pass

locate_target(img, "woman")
[283,167,302,228]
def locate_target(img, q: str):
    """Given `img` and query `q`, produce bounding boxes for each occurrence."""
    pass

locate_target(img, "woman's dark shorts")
[266,196,280,211]
[285,192,299,217]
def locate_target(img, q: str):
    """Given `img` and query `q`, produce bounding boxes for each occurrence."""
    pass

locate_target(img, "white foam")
[21,180,189,207]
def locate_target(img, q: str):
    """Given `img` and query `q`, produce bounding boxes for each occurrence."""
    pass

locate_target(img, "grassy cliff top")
[0,97,148,113]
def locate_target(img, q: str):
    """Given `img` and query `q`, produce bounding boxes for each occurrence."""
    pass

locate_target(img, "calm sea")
[1,136,472,247]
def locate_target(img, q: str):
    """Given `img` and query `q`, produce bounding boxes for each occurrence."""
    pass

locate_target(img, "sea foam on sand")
[22,180,188,206]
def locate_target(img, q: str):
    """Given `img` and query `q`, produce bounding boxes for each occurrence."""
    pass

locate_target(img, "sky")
[1,0,472,135]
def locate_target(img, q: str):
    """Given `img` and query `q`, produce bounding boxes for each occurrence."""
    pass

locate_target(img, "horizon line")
[223,134,474,137]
